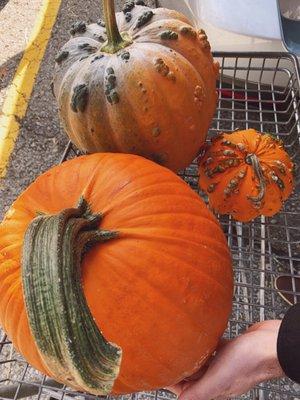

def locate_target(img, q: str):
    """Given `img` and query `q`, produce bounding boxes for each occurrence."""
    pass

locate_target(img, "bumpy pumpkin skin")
[199,129,294,222]
[53,3,219,171]
[0,154,232,394]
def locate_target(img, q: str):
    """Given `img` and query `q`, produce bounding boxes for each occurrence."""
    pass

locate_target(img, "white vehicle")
[161,0,299,52]
[160,0,300,85]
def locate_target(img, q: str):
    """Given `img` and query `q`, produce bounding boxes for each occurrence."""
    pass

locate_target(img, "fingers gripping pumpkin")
[199,129,294,222]
[53,0,219,171]
[0,154,232,395]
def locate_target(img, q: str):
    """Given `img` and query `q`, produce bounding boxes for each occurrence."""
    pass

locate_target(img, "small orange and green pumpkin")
[198,129,294,222]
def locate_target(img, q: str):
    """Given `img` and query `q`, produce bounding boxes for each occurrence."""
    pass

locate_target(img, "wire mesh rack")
[1,52,300,400]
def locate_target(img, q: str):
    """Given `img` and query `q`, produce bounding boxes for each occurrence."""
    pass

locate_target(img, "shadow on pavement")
[0,0,10,12]
[0,52,22,91]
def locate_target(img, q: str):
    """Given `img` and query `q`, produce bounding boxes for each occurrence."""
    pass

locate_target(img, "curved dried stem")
[246,153,266,204]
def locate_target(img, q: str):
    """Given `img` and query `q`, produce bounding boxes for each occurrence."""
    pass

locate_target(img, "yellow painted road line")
[0,0,62,178]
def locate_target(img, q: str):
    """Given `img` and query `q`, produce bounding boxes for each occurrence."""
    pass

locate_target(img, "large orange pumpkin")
[53,0,219,171]
[198,129,294,222]
[0,153,232,395]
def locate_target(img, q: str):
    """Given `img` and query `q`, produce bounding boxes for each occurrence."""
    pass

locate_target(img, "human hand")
[168,320,284,400]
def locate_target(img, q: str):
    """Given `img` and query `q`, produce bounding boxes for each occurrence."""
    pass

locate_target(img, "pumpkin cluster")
[0,0,295,398]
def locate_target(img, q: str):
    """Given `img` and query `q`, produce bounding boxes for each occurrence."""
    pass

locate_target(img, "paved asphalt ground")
[0,0,43,111]
[0,0,156,219]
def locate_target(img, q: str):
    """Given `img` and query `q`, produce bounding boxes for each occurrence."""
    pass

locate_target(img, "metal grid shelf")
[1,52,300,400]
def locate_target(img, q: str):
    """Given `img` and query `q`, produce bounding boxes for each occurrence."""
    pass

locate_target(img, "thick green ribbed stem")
[101,0,132,53]
[21,198,122,395]
[246,153,266,204]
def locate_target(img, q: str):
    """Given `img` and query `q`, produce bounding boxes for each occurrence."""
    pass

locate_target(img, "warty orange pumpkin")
[198,129,294,222]
[0,153,233,395]
[53,0,219,171]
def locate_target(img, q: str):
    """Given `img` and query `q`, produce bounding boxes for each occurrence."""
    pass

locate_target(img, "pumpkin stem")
[101,0,132,53]
[246,154,266,205]
[22,197,122,395]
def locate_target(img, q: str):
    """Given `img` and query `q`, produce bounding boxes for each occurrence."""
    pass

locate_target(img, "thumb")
[178,375,223,400]
[179,368,228,400]
[178,340,231,400]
